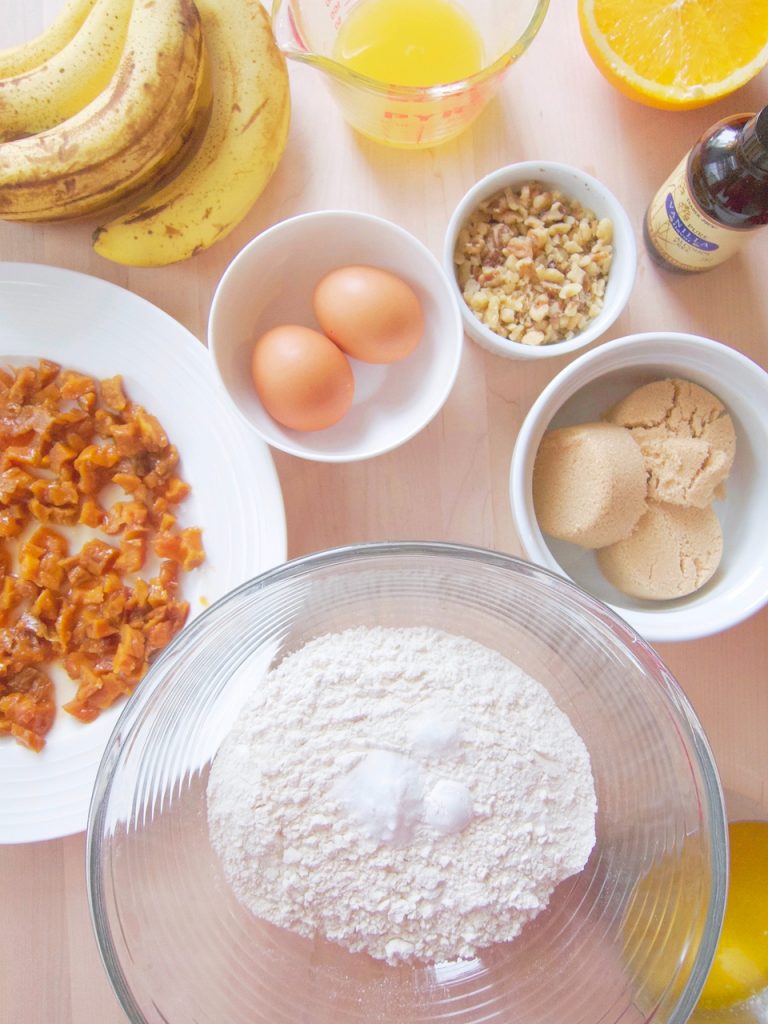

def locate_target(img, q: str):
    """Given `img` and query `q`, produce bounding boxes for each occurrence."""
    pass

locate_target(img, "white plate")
[0,263,287,844]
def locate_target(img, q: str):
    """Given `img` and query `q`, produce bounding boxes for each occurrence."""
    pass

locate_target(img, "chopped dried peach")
[0,467,34,501]
[164,477,191,504]
[0,360,205,750]
[101,376,127,413]
[79,498,105,528]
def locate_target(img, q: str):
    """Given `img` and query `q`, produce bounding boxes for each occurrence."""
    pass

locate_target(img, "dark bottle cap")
[740,105,768,171]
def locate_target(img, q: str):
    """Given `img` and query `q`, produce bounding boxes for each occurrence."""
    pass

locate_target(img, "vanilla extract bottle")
[644,105,768,272]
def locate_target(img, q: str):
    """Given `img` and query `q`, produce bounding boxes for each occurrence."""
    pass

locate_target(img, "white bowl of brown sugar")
[443,162,637,359]
[510,332,768,643]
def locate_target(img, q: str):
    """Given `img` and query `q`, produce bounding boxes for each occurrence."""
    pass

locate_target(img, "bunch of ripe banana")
[0,0,290,265]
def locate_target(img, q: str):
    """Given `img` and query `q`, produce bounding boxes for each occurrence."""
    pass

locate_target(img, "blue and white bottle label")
[646,155,744,270]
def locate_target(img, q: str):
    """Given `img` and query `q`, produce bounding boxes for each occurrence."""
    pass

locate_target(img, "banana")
[0,0,97,78]
[0,0,134,144]
[0,0,205,223]
[93,0,290,266]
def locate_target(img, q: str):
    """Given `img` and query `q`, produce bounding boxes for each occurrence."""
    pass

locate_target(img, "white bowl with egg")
[443,161,636,360]
[209,211,464,462]
[510,332,768,642]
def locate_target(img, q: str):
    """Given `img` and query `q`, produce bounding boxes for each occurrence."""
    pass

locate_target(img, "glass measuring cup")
[271,0,550,148]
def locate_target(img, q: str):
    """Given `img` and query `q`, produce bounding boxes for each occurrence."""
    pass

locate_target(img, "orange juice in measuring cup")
[271,0,550,148]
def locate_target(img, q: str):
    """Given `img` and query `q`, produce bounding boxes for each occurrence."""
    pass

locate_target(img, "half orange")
[578,0,768,110]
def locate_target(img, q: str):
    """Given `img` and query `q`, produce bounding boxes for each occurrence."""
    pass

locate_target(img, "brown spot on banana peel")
[239,98,267,135]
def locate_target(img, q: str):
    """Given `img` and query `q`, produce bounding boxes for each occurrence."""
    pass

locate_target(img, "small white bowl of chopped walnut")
[444,162,637,359]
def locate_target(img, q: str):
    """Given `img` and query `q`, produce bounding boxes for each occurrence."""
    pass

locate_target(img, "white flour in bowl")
[206,626,597,965]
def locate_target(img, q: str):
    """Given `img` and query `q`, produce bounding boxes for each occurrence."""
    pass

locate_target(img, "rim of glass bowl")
[86,540,727,1024]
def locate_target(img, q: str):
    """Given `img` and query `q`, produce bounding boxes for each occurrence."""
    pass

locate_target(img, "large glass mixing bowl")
[87,542,727,1024]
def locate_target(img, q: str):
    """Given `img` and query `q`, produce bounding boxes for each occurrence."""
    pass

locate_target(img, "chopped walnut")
[454,181,614,347]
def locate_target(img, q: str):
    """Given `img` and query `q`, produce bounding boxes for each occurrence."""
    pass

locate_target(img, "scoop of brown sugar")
[532,421,647,549]
[597,502,723,600]
[641,437,732,508]
[604,378,735,508]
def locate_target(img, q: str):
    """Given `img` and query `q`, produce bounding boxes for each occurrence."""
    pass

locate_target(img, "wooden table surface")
[1,3,767,1021]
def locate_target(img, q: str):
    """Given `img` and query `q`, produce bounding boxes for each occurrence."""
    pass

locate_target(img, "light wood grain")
[1,2,767,1021]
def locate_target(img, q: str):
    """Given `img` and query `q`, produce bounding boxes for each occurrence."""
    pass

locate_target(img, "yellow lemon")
[697,821,768,1010]
[621,837,709,1016]
[578,0,768,110]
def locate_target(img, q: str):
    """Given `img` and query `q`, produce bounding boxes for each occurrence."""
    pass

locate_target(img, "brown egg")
[250,325,354,431]
[313,265,424,364]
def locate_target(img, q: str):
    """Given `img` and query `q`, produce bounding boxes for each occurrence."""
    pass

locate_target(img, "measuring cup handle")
[271,0,305,55]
